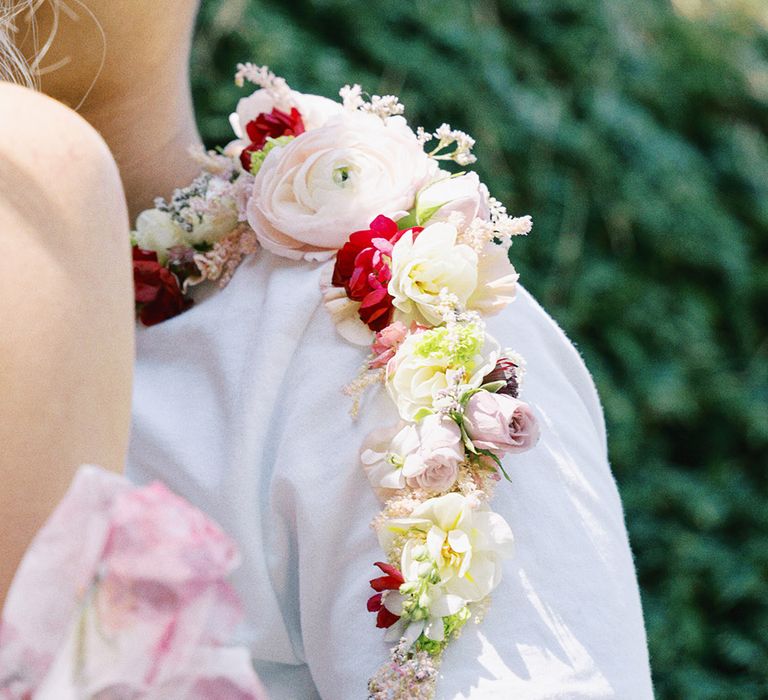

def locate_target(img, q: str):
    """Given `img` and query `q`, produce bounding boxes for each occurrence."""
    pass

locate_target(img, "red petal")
[359,287,390,309]
[367,593,383,612]
[369,215,398,238]
[372,562,405,584]
[369,575,404,592]
[376,606,401,629]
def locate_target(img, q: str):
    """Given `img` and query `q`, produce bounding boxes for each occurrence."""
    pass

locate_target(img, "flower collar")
[130,65,540,699]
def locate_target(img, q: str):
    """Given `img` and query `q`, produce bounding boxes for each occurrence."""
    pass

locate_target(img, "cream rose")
[246,112,435,260]
[386,325,499,421]
[388,222,478,326]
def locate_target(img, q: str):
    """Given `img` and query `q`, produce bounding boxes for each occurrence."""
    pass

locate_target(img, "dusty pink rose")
[464,391,540,455]
[401,414,464,492]
[369,321,409,369]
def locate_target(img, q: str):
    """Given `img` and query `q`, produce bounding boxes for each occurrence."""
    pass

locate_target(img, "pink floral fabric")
[0,465,267,700]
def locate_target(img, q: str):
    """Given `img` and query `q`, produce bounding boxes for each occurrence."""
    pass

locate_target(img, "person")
[0,1,655,697]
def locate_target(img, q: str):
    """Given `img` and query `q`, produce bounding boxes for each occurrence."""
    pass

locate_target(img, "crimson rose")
[133,247,190,326]
[240,107,305,172]
[331,215,421,332]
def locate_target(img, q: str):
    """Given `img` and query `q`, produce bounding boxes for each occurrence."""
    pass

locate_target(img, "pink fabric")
[0,465,267,700]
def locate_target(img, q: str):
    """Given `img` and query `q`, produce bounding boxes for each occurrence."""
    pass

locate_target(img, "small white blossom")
[340,84,405,120]
[416,126,433,145]
[361,94,405,120]
[339,83,365,111]
[428,123,477,165]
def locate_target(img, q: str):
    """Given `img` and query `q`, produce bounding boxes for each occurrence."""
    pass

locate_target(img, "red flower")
[366,561,405,629]
[133,247,191,326]
[482,357,520,398]
[240,107,305,172]
[331,215,422,332]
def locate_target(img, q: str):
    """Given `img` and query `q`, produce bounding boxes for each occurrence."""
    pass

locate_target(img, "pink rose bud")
[464,391,540,455]
[369,321,409,368]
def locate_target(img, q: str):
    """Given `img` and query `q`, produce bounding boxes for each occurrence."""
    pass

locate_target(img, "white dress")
[126,249,654,699]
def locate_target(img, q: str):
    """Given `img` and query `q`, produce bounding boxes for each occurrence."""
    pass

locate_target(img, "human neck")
[78,73,204,223]
[18,0,203,222]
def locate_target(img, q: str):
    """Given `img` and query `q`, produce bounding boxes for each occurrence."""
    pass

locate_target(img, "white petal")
[426,526,447,561]
[384,617,408,643]
[229,112,243,139]
[382,591,405,616]
[430,592,466,617]
[424,617,445,642]
[448,529,471,554]
[403,620,426,647]
[472,509,515,558]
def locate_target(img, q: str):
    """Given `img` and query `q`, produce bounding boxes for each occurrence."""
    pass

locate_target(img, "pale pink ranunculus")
[464,391,540,455]
[401,414,464,492]
[246,112,435,260]
[369,321,409,369]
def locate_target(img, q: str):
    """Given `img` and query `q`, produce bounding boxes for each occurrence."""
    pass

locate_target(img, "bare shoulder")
[0,81,114,169]
[0,82,127,246]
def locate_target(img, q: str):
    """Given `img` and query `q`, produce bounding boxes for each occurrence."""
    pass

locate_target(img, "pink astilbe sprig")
[234,63,293,109]
[191,225,259,289]
[368,639,440,700]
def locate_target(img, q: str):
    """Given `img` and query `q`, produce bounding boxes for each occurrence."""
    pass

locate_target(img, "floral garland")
[130,65,539,699]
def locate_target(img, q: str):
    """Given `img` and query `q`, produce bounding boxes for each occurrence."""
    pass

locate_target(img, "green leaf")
[479,380,506,394]
[476,448,512,483]
[396,210,419,229]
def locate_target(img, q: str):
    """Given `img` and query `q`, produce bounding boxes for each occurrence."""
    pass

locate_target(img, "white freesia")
[389,222,478,326]
[360,423,419,499]
[246,112,435,260]
[319,262,374,345]
[382,594,454,644]
[379,493,514,606]
[133,210,185,263]
[386,326,499,421]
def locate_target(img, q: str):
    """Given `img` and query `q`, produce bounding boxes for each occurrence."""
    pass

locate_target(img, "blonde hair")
[0,1,36,86]
[0,1,104,109]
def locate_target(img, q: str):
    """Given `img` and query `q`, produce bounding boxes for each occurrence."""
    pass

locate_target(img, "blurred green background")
[190,1,768,697]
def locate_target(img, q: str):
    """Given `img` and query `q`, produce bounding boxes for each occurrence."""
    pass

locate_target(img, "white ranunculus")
[388,222,478,326]
[418,171,489,227]
[380,493,514,605]
[246,112,436,260]
[231,88,343,138]
[386,326,499,422]
[133,210,186,263]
